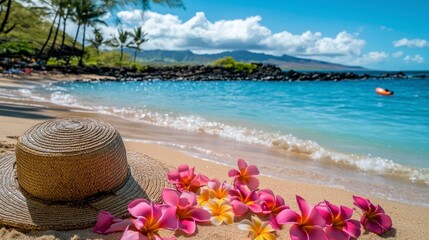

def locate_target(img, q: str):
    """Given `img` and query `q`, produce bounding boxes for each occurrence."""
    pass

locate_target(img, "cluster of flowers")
[93,159,392,240]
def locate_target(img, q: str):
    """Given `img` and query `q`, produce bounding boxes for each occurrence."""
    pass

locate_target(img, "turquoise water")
[47,79,429,170]
[7,77,429,205]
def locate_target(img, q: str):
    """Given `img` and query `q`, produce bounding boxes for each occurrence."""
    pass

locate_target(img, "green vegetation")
[0,0,182,67]
[213,56,257,73]
[0,1,75,56]
[0,0,278,73]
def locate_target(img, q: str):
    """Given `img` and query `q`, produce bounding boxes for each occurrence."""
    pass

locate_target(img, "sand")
[0,74,428,239]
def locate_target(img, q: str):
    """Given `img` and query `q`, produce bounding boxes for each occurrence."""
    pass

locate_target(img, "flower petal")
[208,179,221,190]
[248,202,263,213]
[210,216,224,226]
[325,226,348,240]
[246,164,260,176]
[315,203,332,225]
[237,159,248,170]
[306,207,325,227]
[120,226,148,240]
[192,173,209,188]
[223,212,234,224]
[179,218,196,234]
[158,206,178,230]
[231,200,249,216]
[228,169,240,177]
[367,213,392,234]
[181,191,198,207]
[276,209,300,224]
[339,205,353,220]
[296,195,312,219]
[269,215,281,230]
[246,177,260,191]
[128,199,151,218]
[93,211,122,234]
[259,232,276,240]
[258,189,275,204]
[343,219,361,238]
[364,219,385,235]
[189,208,211,222]
[352,195,371,212]
[162,188,180,207]
[237,219,253,231]
[306,226,326,240]
[290,224,307,240]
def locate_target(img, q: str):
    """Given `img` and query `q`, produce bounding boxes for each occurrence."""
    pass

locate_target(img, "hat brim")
[0,151,170,231]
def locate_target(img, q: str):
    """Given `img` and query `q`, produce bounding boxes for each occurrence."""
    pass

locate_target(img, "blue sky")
[104,0,429,70]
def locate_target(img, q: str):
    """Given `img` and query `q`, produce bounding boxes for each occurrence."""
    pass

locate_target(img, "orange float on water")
[376,87,394,96]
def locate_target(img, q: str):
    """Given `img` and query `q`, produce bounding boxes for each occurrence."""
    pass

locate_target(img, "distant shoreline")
[2,63,429,82]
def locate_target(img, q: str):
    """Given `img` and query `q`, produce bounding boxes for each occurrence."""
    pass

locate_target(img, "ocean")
[7,77,429,206]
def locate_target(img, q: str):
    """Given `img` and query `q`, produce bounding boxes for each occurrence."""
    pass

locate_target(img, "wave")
[15,87,429,186]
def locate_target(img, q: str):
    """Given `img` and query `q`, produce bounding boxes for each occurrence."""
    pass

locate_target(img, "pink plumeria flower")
[228,159,260,190]
[162,188,211,234]
[93,211,132,234]
[316,200,361,240]
[276,195,326,240]
[202,199,234,226]
[238,215,277,240]
[353,195,392,235]
[122,199,178,240]
[167,164,209,192]
[258,189,290,229]
[207,178,231,201]
[228,184,262,216]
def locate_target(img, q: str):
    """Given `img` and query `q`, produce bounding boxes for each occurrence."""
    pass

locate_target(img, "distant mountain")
[126,49,366,71]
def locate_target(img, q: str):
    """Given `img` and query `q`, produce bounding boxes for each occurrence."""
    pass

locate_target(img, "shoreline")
[4,65,428,82]
[4,74,429,207]
[2,73,429,207]
[1,74,429,239]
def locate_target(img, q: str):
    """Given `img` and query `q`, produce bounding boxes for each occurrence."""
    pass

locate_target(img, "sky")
[97,0,429,70]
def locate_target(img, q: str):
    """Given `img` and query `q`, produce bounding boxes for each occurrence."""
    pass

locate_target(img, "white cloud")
[392,51,403,58]
[404,54,424,63]
[98,10,387,66]
[393,38,428,48]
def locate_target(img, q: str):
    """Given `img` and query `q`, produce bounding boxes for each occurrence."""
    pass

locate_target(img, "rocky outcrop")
[41,64,427,82]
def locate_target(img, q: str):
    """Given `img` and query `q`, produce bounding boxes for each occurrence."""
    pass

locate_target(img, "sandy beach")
[1,74,428,240]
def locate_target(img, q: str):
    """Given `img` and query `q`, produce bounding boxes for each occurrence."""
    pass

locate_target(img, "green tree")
[88,27,104,54]
[37,1,60,60]
[129,26,148,63]
[0,0,15,34]
[106,28,129,64]
[213,56,256,73]
[76,0,107,66]
[59,0,74,51]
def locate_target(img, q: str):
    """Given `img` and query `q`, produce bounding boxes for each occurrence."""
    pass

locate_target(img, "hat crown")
[15,118,129,202]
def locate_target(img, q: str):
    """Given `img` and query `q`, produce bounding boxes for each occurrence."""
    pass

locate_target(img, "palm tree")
[37,1,60,60]
[0,0,15,34]
[77,0,107,66]
[88,27,104,54]
[100,0,184,10]
[106,28,129,64]
[135,0,184,10]
[129,27,148,63]
[59,0,74,51]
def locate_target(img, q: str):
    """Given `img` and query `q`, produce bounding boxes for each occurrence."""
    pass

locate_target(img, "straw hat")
[0,118,170,230]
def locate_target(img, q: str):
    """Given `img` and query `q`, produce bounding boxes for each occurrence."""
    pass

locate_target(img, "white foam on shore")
[13,86,429,186]
[82,104,429,185]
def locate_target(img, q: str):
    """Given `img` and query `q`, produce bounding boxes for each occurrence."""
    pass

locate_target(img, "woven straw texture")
[0,118,170,230]
[16,118,129,201]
